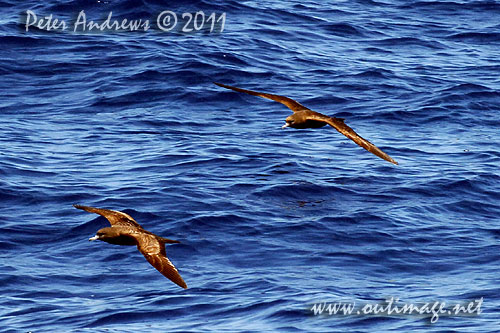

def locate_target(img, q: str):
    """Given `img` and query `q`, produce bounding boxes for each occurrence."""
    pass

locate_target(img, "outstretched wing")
[306,114,398,165]
[136,234,187,289]
[214,82,310,113]
[73,204,144,229]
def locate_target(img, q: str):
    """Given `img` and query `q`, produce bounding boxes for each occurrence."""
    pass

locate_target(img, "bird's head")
[282,114,296,129]
[89,227,114,242]
[89,227,138,245]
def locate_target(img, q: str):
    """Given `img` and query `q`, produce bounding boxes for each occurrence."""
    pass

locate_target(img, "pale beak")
[282,123,289,129]
[89,235,99,241]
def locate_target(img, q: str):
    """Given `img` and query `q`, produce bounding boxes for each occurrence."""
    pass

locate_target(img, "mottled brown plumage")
[74,204,187,289]
[214,82,398,165]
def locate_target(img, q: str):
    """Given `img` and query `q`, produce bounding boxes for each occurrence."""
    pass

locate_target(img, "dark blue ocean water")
[1,0,499,331]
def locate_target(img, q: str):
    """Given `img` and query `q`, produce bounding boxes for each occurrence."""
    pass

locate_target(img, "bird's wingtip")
[387,156,399,165]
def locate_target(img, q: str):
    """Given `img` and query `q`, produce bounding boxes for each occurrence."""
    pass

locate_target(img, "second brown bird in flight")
[74,204,187,289]
[214,82,398,165]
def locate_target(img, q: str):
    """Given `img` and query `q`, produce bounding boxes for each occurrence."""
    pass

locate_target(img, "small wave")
[322,22,365,37]
[91,88,171,108]
[0,34,50,45]
[447,32,500,43]
[441,83,492,93]
[352,68,394,79]
[400,1,500,12]
[374,37,445,49]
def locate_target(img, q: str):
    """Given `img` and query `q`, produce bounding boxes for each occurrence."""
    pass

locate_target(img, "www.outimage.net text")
[310,297,483,323]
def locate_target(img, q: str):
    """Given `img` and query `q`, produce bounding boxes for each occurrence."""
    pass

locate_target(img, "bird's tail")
[159,237,180,244]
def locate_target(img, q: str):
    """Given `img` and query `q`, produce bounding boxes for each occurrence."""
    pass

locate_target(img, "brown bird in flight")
[214,82,398,165]
[74,204,187,289]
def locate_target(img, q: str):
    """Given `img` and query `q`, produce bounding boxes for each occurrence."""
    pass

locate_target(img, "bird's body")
[214,82,398,165]
[284,110,331,129]
[74,204,187,289]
